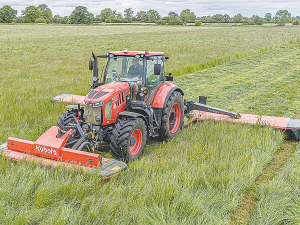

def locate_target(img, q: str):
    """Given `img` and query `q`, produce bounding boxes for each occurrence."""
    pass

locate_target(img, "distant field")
[1,24,300,224]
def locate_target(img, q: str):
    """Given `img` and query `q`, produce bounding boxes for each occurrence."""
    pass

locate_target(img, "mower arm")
[184,100,241,119]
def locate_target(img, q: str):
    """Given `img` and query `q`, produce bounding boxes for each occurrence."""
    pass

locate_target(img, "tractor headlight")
[105,100,112,120]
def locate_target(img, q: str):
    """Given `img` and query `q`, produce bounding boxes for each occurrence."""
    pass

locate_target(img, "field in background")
[1,24,300,223]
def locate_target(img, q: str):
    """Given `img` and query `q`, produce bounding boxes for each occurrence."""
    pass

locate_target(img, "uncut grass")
[247,143,300,225]
[0,121,283,224]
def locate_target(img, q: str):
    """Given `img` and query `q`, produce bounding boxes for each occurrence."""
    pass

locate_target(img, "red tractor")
[53,50,240,162]
[2,50,240,176]
[54,50,185,162]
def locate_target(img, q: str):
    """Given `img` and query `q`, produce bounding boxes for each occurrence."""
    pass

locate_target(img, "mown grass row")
[248,143,300,224]
[175,39,299,76]
[176,41,300,118]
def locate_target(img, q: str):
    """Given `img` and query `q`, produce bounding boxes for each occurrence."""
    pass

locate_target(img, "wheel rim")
[129,129,142,155]
[169,103,181,134]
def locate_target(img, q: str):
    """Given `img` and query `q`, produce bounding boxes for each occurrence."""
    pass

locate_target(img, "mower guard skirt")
[187,110,300,141]
[0,126,127,178]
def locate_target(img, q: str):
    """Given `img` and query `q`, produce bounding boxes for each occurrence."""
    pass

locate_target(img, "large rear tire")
[110,117,147,162]
[159,91,184,140]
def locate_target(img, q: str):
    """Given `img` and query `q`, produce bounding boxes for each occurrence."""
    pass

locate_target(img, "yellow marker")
[0,143,7,148]
[111,166,121,171]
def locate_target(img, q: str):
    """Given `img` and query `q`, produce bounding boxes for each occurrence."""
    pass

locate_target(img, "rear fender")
[151,83,184,109]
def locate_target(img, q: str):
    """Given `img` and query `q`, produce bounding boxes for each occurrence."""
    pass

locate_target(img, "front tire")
[110,117,147,162]
[57,109,78,129]
[56,109,81,147]
[159,91,184,140]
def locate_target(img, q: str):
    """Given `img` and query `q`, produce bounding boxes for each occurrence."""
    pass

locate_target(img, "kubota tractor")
[1,50,241,177]
[53,50,240,162]
[54,50,186,162]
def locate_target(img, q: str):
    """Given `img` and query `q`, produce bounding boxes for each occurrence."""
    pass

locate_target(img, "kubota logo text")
[34,145,58,155]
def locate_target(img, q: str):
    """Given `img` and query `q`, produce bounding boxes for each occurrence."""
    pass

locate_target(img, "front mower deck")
[0,129,127,178]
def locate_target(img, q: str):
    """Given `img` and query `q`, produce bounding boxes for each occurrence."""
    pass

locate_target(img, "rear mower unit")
[2,50,298,176]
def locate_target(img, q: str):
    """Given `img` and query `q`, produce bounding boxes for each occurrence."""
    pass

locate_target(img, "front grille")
[85,104,102,125]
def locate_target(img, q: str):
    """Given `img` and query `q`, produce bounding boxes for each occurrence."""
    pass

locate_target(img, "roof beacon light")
[124,49,128,53]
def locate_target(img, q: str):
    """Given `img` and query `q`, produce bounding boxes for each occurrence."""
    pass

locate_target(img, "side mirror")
[154,64,161,75]
[89,60,94,70]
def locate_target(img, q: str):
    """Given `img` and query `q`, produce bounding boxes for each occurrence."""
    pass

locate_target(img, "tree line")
[0,4,299,26]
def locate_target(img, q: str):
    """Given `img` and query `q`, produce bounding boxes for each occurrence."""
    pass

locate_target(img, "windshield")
[105,56,143,84]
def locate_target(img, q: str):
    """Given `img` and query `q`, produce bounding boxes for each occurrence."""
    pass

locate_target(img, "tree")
[265,13,272,22]
[233,13,244,23]
[195,20,202,26]
[38,4,53,23]
[223,14,230,23]
[135,11,147,22]
[146,9,160,22]
[116,13,123,21]
[180,9,196,24]
[252,15,263,25]
[69,6,93,24]
[53,15,69,24]
[0,5,17,23]
[200,16,212,23]
[98,8,115,22]
[212,14,224,23]
[22,6,41,23]
[168,11,178,18]
[293,20,300,25]
[275,10,291,26]
[124,8,134,22]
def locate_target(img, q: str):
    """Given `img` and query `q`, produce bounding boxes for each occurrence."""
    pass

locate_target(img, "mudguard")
[52,94,85,105]
[151,83,184,109]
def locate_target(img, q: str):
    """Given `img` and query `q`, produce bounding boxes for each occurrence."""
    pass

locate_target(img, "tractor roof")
[108,50,165,57]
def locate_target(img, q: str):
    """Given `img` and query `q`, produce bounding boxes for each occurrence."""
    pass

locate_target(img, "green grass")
[248,143,300,224]
[0,122,284,224]
[1,24,300,223]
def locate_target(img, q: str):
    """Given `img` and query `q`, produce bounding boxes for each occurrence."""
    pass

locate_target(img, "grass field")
[247,143,300,224]
[1,24,300,224]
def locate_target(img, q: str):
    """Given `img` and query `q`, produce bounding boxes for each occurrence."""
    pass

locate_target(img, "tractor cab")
[90,50,168,101]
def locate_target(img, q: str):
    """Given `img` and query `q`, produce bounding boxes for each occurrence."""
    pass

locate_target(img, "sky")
[1,0,299,18]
